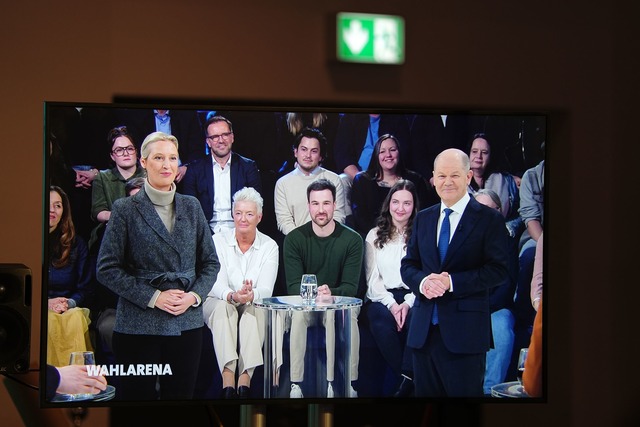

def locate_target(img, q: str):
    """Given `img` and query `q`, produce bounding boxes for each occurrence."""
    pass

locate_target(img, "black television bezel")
[40,100,547,408]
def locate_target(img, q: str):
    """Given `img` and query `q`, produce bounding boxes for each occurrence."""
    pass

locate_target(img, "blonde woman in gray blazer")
[97,132,220,401]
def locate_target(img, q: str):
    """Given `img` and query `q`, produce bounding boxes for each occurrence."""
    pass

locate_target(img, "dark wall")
[1,1,637,426]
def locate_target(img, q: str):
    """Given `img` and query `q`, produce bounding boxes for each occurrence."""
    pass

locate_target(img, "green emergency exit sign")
[336,12,405,65]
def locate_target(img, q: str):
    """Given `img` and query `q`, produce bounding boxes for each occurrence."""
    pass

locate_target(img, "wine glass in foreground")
[300,274,318,303]
[68,351,97,400]
[69,351,95,366]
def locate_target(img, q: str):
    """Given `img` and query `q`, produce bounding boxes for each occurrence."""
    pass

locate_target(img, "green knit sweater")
[283,221,363,297]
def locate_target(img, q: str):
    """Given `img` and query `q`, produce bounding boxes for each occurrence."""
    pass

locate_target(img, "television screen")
[40,101,546,406]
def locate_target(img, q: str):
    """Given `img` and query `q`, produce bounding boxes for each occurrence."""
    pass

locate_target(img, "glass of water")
[517,347,529,384]
[68,351,97,400]
[300,274,318,303]
[69,351,95,366]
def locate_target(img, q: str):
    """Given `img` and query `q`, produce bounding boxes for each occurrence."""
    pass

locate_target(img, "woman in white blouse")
[364,179,419,397]
[202,187,279,399]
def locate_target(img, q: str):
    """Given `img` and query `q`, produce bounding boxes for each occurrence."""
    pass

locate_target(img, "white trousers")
[203,298,265,379]
[289,307,360,383]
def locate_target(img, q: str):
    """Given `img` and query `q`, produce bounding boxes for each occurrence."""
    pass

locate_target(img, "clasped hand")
[315,284,333,302]
[75,170,95,189]
[233,280,254,304]
[421,272,450,299]
[155,289,196,315]
[48,297,69,314]
[390,302,409,331]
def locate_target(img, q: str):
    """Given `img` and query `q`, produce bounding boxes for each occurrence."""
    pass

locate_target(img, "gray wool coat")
[96,188,219,336]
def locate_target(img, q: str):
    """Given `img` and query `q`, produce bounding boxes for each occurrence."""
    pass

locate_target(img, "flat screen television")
[40,100,546,407]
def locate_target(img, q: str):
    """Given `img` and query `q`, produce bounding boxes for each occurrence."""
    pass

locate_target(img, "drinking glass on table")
[517,347,529,384]
[300,274,318,303]
[68,351,97,400]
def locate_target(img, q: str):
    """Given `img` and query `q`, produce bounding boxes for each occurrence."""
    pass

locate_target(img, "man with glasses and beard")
[182,116,262,235]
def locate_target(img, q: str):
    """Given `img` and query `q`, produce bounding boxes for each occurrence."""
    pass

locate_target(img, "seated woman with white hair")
[203,187,279,399]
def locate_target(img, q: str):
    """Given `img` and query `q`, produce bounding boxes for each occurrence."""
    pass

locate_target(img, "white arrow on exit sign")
[336,12,405,64]
[343,20,369,55]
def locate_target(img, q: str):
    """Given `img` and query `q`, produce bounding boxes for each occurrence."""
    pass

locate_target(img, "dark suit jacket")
[400,197,510,354]
[45,364,60,400]
[180,152,262,223]
[96,188,220,336]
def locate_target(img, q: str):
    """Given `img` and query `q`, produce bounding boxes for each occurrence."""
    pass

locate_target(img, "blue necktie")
[433,208,453,325]
[438,208,453,263]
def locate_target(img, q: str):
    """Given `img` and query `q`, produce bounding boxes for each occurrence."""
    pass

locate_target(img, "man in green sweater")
[284,179,363,398]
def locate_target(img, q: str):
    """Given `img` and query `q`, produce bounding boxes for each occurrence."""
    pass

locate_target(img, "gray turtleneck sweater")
[144,180,176,233]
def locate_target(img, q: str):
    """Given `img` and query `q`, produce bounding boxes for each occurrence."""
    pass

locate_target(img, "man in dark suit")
[400,148,510,397]
[181,115,262,234]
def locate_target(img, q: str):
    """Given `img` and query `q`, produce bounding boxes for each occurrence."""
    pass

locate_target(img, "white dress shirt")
[364,228,415,309]
[207,228,279,303]
[210,156,234,234]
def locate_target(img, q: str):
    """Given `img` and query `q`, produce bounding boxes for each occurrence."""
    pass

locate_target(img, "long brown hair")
[49,185,76,268]
[374,179,419,249]
[363,134,409,181]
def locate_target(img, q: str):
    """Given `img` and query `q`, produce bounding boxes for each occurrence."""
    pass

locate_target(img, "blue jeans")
[484,308,515,395]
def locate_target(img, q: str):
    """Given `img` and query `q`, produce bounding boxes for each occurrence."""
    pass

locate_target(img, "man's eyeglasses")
[206,132,233,143]
[112,146,137,156]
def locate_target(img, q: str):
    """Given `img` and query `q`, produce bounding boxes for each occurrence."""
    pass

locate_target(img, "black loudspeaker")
[0,263,31,373]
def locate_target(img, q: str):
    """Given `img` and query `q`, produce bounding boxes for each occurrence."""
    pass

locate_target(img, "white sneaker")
[349,383,358,398]
[327,382,334,398]
[290,383,303,398]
